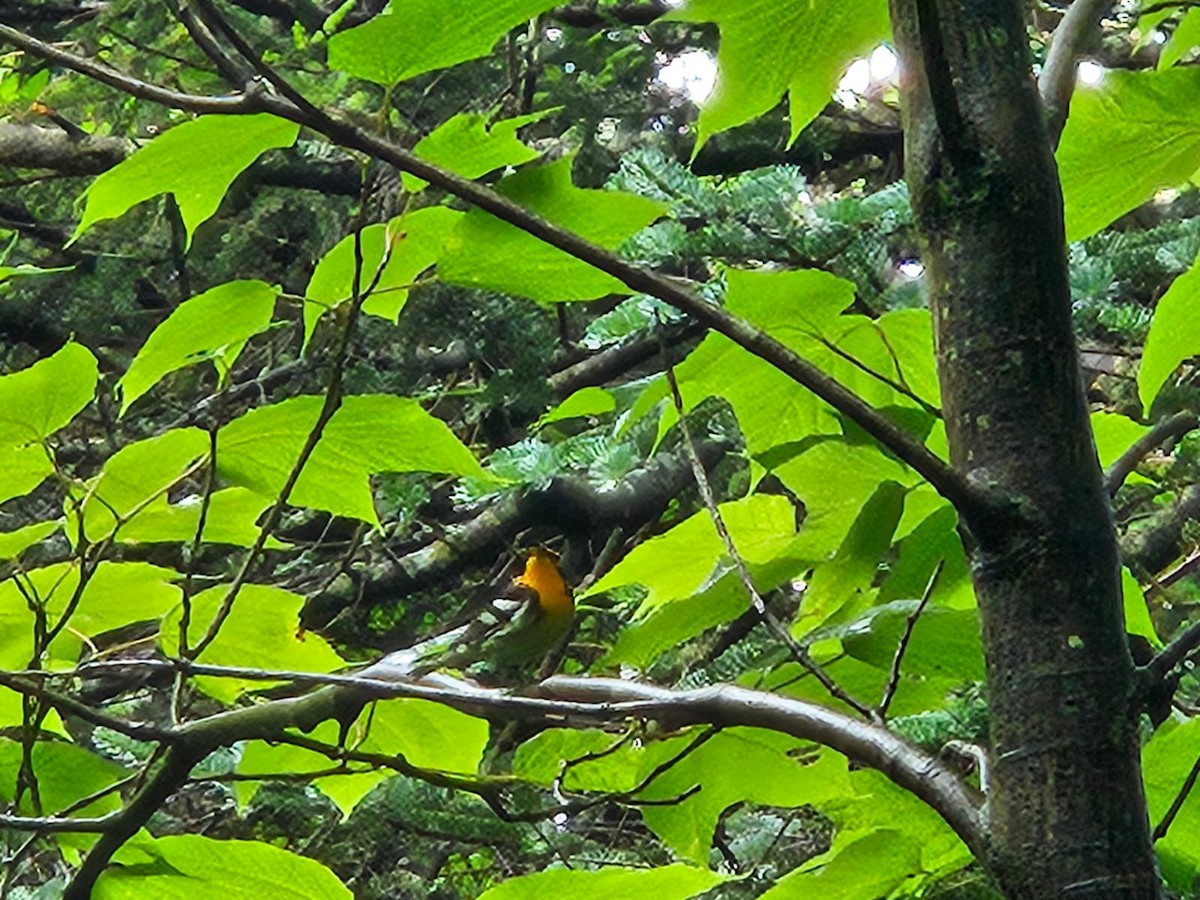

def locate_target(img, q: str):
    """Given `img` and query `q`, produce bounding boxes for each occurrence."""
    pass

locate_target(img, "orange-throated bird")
[403,548,575,683]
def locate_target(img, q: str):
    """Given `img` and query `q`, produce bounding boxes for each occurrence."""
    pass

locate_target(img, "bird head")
[512,548,573,618]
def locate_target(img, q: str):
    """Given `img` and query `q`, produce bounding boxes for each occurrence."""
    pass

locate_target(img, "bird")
[402,548,576,684]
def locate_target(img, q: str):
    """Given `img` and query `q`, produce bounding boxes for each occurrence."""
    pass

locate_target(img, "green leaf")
[0,263,72,282]
[0,342,97,449]
[537,387,616,428]
[583,495,797,614]
[118,281,278,413]
[638,732,851,862]
[664,0,890,150]
[793,481,905,637]
[0,520,60,561]
[97,834,351,899]
[1122,568,1160,647]
[439,157,664,302]
[328,0,559,86]
[841,604,984,682]
[478,864,728,900]
[304,207,462,347]
[759,830,921,900]
[118,487,278,548]
[1059,68,1200,242]
[238,722,389,816]
[775,441,912,566]
[403,109,553,192]
[0,738,127,817]
[1143,719,1200,891]
[515,729,641,791]
[0,562,180,663]
[217,394,485,525]
[0,443,54,505]
[162,584,344,703]
[1160,9,1200,69]
[1091,411,1150,468]
[357,699,489,774]
[71,428,209,543]
[1138,254,1200,413]
[74,114,300,247]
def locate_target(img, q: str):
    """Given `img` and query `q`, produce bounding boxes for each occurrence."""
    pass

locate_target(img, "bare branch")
[1106,411,1199,496]
[1039,0,1114,147]
[664,358,877,720]
[1153,752,1200,841]
[878,559,945,718]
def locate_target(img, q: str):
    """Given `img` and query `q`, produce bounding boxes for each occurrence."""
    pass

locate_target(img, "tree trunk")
[888,1,1160,896]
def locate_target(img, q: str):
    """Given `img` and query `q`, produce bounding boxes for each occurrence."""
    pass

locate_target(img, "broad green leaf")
[825,768,970,873]
[328,0,559,86]
[74,114,300,247]
[664,0,890,150]
[537,387,616,428]
[357,699,489,774]
[584,495,797,613]
[162,584,344,703]
[793,481,905,637]
[605,537,817,669]
[403,109,552,192]
[1138,255,1200,413]
[1123,568,1160,646]
[1143,719,1200,891]
[0,562,180,663]
[775,440,913,563]
[0,519,60,560]
[479,864,728,900]
[661,268,881,457]
[439,157,664,302]
[1059,68,1200,242]
[638,732,851,862]
[877,504,974,610]
[0,738,127,817]
[0,342,97,449]
[119,281,277,413]
[118,487,278,548]
[304,207,462,347]
[217,394,484,525]
[1091,411,1150,468]
[515,729,641,791]
[238,722,388,816]
[0,443,54,505]
[841,604,984,682]
[97,834,351,899]
[760,829,921,900]
[1160,9,1200,69]
[72,428,209,543]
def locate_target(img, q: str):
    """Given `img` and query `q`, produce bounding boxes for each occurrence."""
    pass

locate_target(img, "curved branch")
[1039,0,1113,146]
[1105,411,1199,496]
[59,659,986,898]
[0,21,984,521]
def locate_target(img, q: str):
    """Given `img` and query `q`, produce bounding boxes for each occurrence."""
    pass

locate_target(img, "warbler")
[403,548,575,683]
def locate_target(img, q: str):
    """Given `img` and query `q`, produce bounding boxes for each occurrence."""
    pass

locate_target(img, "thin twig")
[663,359,878,721]
[878,559,945,719]
[1153,752,1200,841]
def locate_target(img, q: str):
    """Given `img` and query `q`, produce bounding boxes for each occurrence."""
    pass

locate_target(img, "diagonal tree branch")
[1039,0,1114,146]
[0,21,985,523]
[1105,411,1199,496]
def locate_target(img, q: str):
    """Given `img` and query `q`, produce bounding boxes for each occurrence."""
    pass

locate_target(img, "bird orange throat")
[513,550,574,617]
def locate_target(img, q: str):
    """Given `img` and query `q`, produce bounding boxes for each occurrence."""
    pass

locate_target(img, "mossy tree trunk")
[889,1,1160,896]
